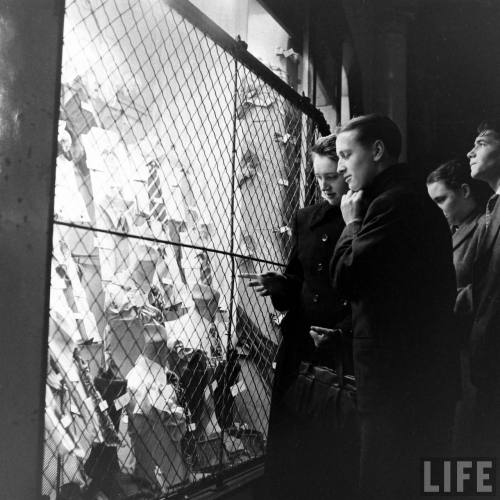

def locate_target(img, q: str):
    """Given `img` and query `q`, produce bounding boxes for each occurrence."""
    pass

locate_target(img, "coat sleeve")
[330,195,407,300]
[271,212,303,311]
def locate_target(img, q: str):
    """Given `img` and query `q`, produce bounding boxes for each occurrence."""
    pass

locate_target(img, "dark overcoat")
[469,198,500,390]
[263,201,354,500]
[468,195,500,456]
[330,165,460,499]
[450,211,483,454]
[453,211,484,289]
[271,201,351,396]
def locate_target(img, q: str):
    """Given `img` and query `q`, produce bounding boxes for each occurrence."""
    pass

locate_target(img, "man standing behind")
[330,115,459,500]
[466,119,500,457]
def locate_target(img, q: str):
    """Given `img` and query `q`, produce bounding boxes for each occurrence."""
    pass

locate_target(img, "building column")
[341,0,416,160]
[0,1,64,499]
[373,3,415,160]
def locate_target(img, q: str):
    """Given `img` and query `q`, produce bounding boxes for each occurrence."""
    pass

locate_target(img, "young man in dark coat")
[427,160,491,454]
[245,134,355,499]
[465,119,500,458]
[331,114,460,500]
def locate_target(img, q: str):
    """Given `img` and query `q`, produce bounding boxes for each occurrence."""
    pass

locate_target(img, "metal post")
[0,1,65,499]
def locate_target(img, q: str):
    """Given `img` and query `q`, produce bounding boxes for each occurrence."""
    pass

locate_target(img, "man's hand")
[340,189,366,225]
[309,325,337,348]
[239,272,286,297]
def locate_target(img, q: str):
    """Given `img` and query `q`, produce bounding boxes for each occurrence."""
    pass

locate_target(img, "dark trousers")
[358,407,453,500]
[263,400,359,500]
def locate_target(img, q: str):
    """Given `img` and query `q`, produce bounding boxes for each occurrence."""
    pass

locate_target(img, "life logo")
[421,458,496,496]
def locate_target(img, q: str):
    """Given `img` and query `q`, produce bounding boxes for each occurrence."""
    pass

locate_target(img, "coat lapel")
[453,213,482,251]
[478,199,500,258]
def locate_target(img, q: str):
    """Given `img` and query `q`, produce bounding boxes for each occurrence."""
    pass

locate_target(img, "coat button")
[312,294,320,303]
[321,233,328,242]
[317,262,323,272]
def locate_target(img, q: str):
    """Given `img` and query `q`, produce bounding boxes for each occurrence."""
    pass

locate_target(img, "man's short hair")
[477,118,500,138]
[310,133,338,161]
[336,114,402,160]
[427,159,492,208]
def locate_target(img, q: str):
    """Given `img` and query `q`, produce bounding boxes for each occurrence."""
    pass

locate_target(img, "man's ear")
[372,140,385,162]
[461,183,472,199]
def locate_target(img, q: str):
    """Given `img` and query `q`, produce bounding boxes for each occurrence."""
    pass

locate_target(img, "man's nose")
[467,147,475,158]
[337,162,346,173]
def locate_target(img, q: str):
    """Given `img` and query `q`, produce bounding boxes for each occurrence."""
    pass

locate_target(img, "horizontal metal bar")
[163,0,330,135]
[165,458,264,500]
[54,220,286,268]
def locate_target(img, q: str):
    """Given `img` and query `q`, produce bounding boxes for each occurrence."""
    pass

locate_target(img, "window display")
[42,1,321,498]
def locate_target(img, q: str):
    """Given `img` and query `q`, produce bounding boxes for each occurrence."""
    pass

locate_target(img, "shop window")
[42,1,326,498]
[191,0,294,85]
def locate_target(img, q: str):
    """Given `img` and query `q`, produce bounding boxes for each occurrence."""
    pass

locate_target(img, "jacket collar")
[364,163,412,201]
[452,210,483,250]
[308,201,341,229]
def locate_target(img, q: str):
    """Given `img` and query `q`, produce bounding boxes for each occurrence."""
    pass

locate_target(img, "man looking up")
[331,114,459,500]
[466,120,500,457]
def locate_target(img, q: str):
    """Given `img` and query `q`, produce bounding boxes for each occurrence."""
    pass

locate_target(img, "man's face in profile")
[336,130,378,191]
[468,130,500,184]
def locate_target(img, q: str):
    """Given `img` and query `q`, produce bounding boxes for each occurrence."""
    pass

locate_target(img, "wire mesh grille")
[43,1,327,498]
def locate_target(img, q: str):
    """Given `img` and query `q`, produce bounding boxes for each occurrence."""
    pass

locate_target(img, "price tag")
[231,381,246,397]
[277,178,289,187]
[114,392,131,410]
[69,402,81,416]
[188,423,197,432]
[98,400,108,411]
[272,362,277,370]
[61,414,72,428]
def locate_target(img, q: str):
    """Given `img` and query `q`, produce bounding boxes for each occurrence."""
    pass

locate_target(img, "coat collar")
[364,163,413,201]
[452,211,483,250]
[308,201,341,229]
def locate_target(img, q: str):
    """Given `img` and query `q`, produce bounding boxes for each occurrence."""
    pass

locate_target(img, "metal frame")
[0,1,65,499]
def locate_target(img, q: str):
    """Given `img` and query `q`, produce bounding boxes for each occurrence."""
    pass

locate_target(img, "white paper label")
[114,392,131,410]
[61,414,72,428]
[98,400,108,411]
[231,380,246,397]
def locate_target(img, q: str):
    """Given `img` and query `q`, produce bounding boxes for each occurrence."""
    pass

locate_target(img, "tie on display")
[485,194,499,229]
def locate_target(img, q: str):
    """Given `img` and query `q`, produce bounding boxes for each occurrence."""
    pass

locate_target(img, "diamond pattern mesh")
[43,1,326,498]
